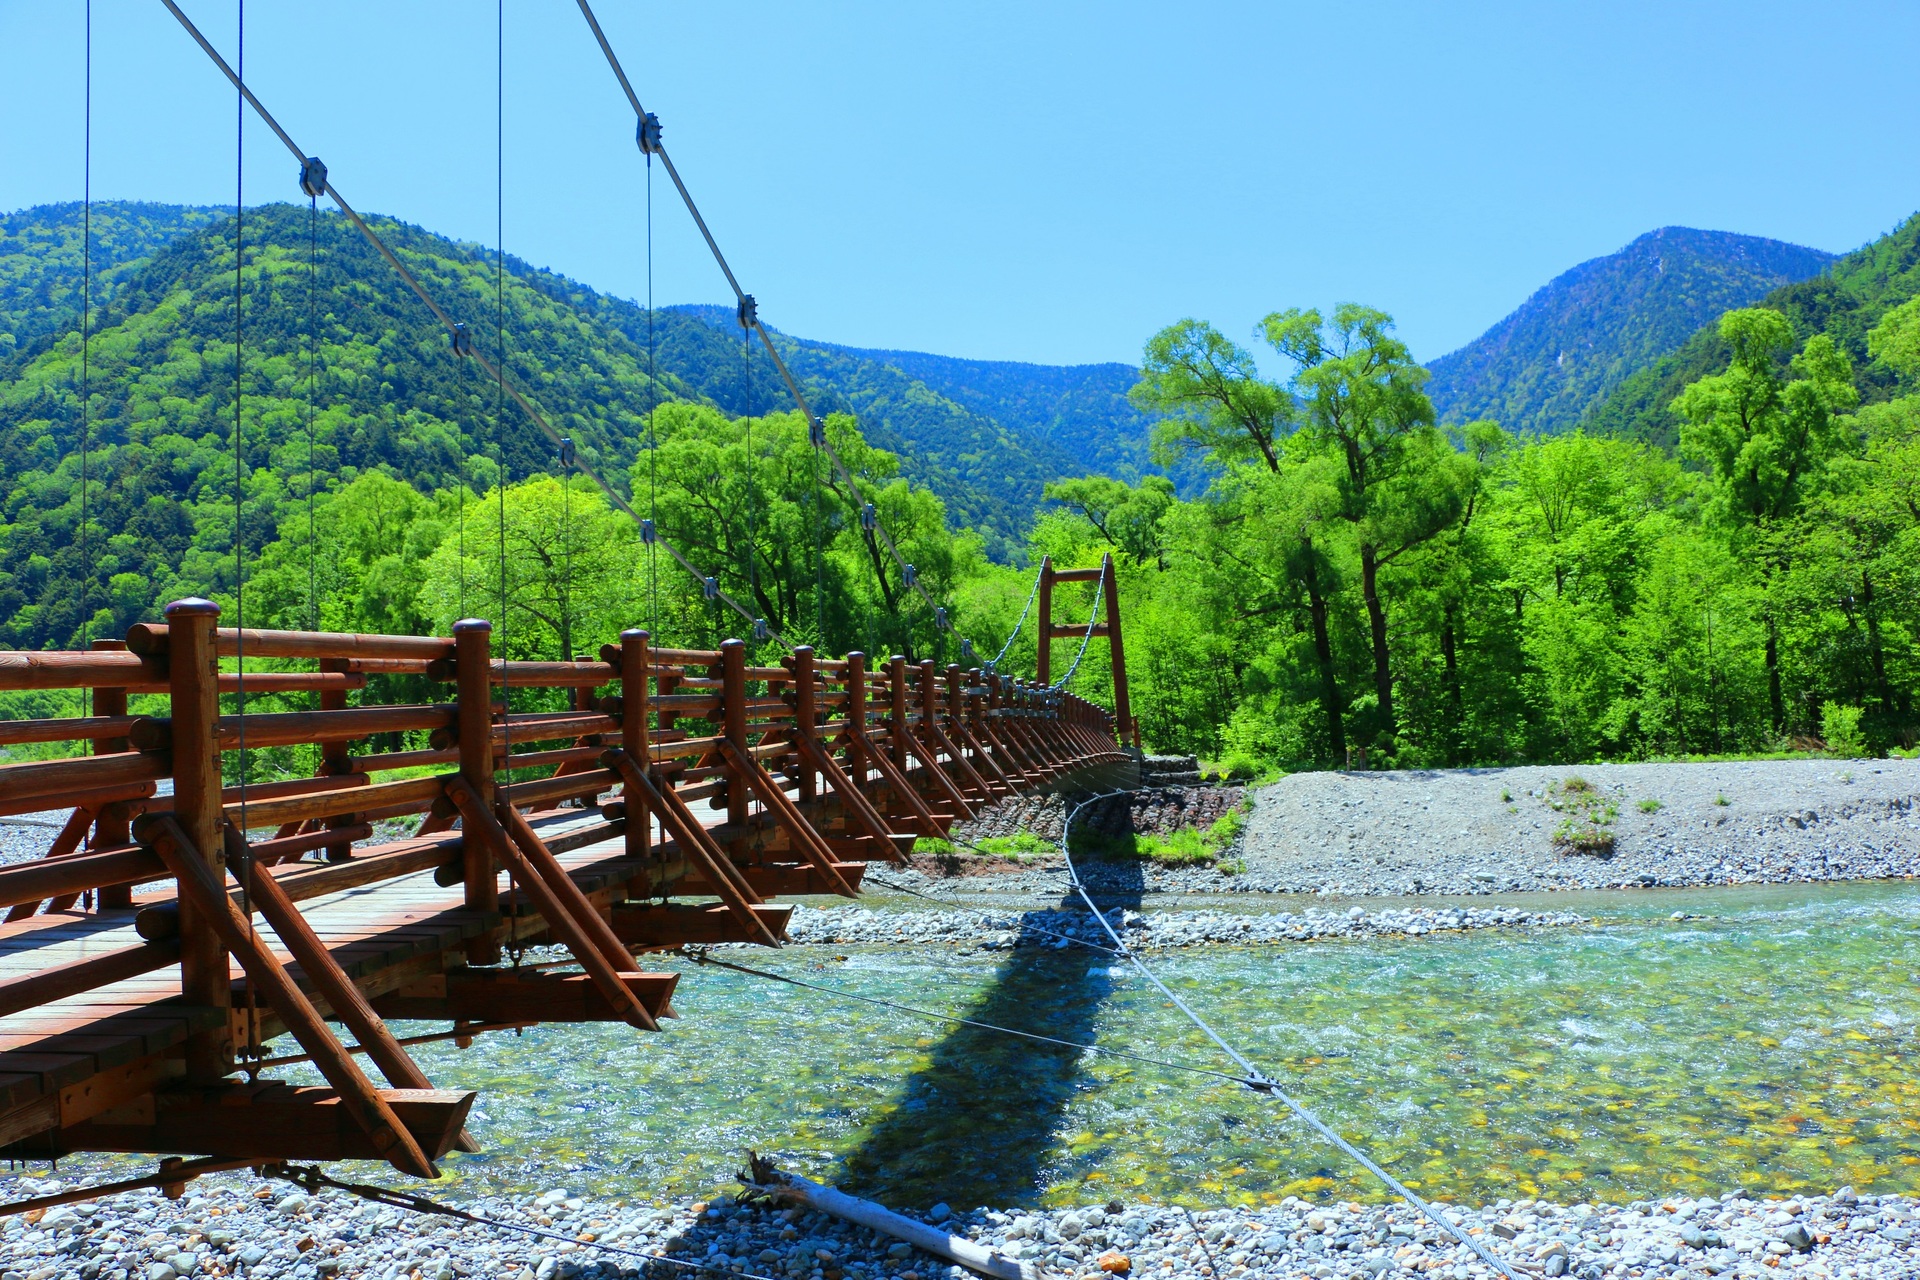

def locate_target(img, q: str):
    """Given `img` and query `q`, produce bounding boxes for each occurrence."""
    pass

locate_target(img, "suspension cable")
[1049,571,1104,691]
[573,0,980,656]
[1049,795,1526,1279]
[228,0,262,1077]
[645,142,658,637]
[270,1165,785,1280]
[304,180,319,629]
[986,565,1042,673]
[157,0,775,648]
[78,0,92,685]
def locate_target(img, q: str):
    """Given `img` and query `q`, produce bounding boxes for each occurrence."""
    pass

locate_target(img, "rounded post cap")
[619,628,651,641]
[452,617,494,634]
[720,637,745,651]
[164,597,220,619]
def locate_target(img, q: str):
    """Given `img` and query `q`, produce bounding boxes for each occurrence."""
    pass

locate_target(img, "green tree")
[1262,305,1473,753]
[1672,307,1858,728]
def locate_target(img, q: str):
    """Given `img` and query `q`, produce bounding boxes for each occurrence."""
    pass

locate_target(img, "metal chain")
[1048,571,1104,691]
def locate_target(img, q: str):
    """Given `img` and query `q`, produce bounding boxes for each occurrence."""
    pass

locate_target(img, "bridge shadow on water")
[834,816,1146,1211]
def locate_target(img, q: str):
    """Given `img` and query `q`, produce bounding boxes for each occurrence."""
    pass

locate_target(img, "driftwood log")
[739,1154,1040,1280]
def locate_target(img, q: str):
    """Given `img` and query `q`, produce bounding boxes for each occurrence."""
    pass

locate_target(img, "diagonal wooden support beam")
[794,735,909,864]
[915,693,996,803]
[717,740,856,897]
[599,752,784,948]
[498,803,664,1016]
[4,806,95,922]
[852,731,946,840]
[896,723,975,820]
[443,778,659,1031]
[224,826,483,1157]
[140,814,437,1179]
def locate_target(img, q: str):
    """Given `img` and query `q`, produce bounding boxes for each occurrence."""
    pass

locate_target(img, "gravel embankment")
[906,759,1920,900]
[1233,759,1920,897]
[782,903,1587,950]
[4,1174,1910,1280]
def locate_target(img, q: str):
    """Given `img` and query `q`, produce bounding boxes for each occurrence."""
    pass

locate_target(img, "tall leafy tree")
[1672,307,1858,727]
[1262,305,1473,753]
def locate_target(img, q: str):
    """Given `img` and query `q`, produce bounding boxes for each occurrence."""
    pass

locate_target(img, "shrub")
[1637,798,1663,813]
[1822,703,1869,759]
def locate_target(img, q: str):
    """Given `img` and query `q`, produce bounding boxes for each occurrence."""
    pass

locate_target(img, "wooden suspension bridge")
[0,555,1134,1191]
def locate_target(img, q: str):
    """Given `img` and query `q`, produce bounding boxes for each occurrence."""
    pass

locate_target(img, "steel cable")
[158,0,776,649]
[271,1164,787,1280]
[1050,793,1527,1280]
[573,0,999,663]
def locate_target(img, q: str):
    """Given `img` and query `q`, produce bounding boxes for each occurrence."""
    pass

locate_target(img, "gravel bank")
[781,903,1588,950]
[4,1174,1910,1280]
[1232,760,1920,897]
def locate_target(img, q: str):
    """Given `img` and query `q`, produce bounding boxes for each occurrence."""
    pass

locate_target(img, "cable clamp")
[703,576,719,601]
[808,417,826,447]
[902,563,918,587]
[559,437,576,468]
[298,156,328,198]
[637,111,664,155]
[639,518,657,545]
[859,503,877,531]
[450,324,473,358]
[753,618,770,642]
[934,606,949,630]
[961,639,977,662]
[736,294,758,329]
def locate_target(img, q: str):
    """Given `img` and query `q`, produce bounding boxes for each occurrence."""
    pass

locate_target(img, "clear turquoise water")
[363,879,1920,1210]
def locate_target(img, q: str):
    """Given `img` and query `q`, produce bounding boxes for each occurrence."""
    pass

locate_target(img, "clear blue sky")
[3,1,1917,368]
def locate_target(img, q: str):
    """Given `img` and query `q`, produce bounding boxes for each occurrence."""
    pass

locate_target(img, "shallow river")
[349,881,1920,1209]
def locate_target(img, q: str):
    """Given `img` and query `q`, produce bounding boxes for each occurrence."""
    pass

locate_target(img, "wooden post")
[91,639,133,911]
[846,652,868,787]
[1036,555,1054,688]
[453,619,498,964]
[619,630,651,869]
[720,639,750,860]
[1101,552,1137,749]
[888,656,910,773]
[318,659,355,862]
[165,598,230,1084]
[792,647,817,806]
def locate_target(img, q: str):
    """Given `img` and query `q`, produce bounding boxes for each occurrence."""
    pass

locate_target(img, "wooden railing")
[0,599,1131,1185]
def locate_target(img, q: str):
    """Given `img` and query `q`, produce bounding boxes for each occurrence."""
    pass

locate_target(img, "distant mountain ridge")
[0,202,1162,567]
[1582,211,1920,447]
[1426,227,1836,435]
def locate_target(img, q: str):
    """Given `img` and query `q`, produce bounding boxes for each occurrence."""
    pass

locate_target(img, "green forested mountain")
[1426,227,1833,435]
[0,202,225,382]
[810,343,1159,479]
[1582,213,1920,447]
[0,200,1175,654]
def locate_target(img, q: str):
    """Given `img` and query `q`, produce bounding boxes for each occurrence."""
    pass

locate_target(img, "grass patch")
[1545,775,1618,855]
[1637,798,1664,814]
[1071,800,1249,868]
[1715,793,1731,807]
[974,831,1054,860]
[912,837,955,856]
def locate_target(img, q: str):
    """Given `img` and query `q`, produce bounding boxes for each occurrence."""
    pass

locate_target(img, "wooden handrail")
[125,624,454,661]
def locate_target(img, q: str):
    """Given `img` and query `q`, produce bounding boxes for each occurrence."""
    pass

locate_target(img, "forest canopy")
[3,200,1917,769]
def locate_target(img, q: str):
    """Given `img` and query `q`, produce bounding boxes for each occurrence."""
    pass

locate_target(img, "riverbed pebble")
[778,903,1587,950]
[4,1176,1915,1280]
